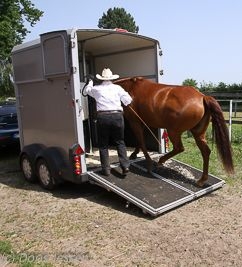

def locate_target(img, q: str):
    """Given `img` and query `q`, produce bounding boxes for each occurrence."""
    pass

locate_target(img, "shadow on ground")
[0,145,150,218]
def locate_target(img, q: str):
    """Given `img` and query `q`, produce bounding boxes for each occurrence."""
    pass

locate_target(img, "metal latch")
[71,67,77,74]
[75,99,82,116]
[71,41,75,48]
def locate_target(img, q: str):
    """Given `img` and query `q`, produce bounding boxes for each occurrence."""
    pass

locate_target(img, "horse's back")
[117,78,206,130]
[132,80,204,111]
[132,79,203,100]
[133,80,205,130]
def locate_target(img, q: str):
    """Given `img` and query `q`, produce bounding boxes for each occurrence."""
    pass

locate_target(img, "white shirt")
[85,80,132,111]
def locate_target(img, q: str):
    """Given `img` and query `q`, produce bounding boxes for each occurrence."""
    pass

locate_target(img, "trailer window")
[41,31,70,78]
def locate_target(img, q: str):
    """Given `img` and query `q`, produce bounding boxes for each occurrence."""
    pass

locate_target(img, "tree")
[0,60,13,96]
[217,82,227,92]
[228,83,242,92]
[182,78,198,89]
[98,7,139,33]
[0,0,43,61]
[199,81,216,92]
[0,0,43,97]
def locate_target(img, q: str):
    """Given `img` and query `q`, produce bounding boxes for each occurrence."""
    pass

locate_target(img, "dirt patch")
[1,147,242,266]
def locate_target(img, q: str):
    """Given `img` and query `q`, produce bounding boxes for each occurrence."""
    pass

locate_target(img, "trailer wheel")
[20,154,37,182]
[36,158,56,190]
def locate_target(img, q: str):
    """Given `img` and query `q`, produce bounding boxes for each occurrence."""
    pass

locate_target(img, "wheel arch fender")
[35,146,69,183]
[20,144,46,174]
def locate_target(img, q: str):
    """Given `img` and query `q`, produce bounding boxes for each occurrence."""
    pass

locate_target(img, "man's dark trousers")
[97,112,130,172]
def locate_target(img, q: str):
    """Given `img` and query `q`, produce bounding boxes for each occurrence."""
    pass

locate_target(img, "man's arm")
[120,90,132,106]
[83,79,94,97]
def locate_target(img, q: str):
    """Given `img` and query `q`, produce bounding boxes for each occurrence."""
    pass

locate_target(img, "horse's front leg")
[142,149,153,173]
[129,146,140,160]
[158,131,184,166]
[129,122,153,172]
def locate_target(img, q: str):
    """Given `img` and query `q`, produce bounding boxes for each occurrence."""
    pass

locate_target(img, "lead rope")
[128,105,163,147]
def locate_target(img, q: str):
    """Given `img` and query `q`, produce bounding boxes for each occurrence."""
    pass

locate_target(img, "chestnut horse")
[115,77,234,186]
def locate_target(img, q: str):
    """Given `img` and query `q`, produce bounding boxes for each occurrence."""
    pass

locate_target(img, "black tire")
[20,153,37,183]
[36,158,56,190]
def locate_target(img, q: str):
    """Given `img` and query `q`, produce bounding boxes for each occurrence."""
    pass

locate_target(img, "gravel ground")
[1,147,242,267]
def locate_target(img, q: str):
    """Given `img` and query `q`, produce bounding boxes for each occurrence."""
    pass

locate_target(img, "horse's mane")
[115,77,187,90]
[114,76,144,84]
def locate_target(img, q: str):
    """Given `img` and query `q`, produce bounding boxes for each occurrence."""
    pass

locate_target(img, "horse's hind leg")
[158,131,184,165]
[190,109,211,187]
[191,131,211,187]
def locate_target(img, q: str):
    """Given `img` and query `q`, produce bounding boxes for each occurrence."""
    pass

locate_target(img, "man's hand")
[122,98,132,106]
[88,79,93,87]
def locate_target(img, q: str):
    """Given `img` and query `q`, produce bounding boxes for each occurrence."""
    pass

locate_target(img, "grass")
[0,240,52,267]
[173,123,242,184]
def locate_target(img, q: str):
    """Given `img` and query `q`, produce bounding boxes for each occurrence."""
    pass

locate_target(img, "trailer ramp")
[87,154,225,216]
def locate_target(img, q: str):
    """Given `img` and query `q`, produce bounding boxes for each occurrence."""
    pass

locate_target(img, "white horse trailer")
[12,29,224,216]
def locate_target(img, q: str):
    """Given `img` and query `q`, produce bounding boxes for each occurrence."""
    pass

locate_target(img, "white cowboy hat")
[96,68,119,80]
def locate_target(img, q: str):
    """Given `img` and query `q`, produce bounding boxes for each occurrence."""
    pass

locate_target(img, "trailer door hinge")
[71,66,77,74]
[71,41,76,48]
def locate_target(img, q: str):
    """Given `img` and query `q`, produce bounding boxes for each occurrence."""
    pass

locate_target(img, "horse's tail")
[204,96,234,174]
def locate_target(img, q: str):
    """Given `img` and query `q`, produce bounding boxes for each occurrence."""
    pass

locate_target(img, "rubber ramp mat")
[88,155,224,216]
[133,156,224,194]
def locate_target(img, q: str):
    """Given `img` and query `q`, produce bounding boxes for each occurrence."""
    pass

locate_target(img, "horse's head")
[115,77,144,94]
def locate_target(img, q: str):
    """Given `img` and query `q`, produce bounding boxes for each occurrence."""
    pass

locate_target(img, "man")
[85,68,132,176]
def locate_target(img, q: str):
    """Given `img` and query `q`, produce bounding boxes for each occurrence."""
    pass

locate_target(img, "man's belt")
[97,110,122,114]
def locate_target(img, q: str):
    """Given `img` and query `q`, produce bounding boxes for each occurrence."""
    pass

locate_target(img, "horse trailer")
[11,28,224,216]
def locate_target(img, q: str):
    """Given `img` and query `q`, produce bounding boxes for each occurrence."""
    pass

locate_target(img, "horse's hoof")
[196,180,204,187]
[146,162,154,173]
[147,166,152,173]
[152,161,159,167]
[156,161,163,167]
[129,153,137,160]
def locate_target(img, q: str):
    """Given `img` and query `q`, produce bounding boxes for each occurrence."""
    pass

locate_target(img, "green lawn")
[174,123,242,184]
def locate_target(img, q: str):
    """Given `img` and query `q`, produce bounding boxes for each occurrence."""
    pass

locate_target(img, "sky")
[25,0,242,86]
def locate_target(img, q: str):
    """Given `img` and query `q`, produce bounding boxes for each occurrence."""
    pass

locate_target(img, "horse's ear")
[131,77,143,82]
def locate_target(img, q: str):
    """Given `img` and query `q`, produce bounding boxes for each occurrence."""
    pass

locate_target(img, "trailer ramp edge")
[87,155,225,216]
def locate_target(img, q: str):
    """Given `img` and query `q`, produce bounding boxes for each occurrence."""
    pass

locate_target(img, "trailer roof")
[75,29,160,56]
[12,28,160,54]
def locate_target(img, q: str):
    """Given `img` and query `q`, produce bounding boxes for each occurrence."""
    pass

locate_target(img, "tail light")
[70,144,84,175]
